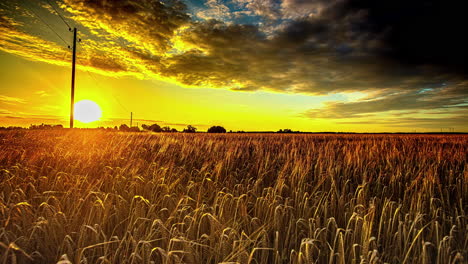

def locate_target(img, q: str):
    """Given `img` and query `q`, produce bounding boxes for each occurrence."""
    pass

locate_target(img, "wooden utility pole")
[70,28,77,128]
[130,112,133,127]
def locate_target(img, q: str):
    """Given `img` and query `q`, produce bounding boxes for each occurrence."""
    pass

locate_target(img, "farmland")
[0,130,466,263]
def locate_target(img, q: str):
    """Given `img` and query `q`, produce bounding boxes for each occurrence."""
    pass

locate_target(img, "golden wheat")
[0,130,466,263]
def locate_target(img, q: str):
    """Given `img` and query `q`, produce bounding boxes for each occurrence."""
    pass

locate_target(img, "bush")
[207,126,226,133]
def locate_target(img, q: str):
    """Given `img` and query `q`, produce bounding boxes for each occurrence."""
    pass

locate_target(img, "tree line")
[0,123,303,133]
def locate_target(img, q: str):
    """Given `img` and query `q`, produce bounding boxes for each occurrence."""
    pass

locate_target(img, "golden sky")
[0,0,466,132]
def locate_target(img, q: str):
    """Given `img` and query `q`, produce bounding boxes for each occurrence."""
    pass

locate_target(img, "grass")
[0,130,466,263]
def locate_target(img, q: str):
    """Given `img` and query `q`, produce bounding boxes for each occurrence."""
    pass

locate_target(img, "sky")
[0,0,466,132]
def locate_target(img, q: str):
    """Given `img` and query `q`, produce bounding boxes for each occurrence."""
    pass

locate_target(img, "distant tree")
[149,124,162,132]
[119,124,129,131]
[183,125,197,133]
[29,123,62,130]
[142,124,162,132]
[128,126,140,132]
[114,126,118,130]
[208,126,226,133]
[278,128,293,133]
[162,126,171,132]
[170,128,178,132]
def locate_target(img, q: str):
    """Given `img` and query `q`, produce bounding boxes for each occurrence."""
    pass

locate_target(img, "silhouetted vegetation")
[0,126,24,130]
[207,125,226,133]
[183,125,197,133]
[117,124,140,132]
[0,124,465,135]
[142,123,162,132]
[140,124,178,132]
[277,128,300,133]
[29,123,63,130]
[119,124,129,131]
[97,127,119,132]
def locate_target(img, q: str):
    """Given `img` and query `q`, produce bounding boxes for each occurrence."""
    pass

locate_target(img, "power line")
[75,41,131,115]
[84,67,134,125]
[45,0,72,30]
[24,4,69,46]
[82,64,130,113]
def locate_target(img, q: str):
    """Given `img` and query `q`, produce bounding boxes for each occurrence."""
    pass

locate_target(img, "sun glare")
[74,100,102,123]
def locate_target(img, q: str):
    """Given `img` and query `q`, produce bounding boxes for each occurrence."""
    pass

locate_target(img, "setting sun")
[74,100,102,123]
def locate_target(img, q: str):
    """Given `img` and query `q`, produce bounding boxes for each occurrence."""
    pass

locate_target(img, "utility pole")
[69,28,77,128]
[130,112,133,127]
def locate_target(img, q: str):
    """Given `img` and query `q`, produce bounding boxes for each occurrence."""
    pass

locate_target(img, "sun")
[74,100,102,123]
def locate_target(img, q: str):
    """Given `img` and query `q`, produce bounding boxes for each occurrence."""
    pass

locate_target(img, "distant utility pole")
[130,112,133,127]
[69,28,77,128]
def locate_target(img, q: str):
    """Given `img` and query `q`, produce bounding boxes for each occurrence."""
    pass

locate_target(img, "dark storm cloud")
[279,0,467,75]
[160,11,463,96]
[337,0,468,75]
[240,0,468,76]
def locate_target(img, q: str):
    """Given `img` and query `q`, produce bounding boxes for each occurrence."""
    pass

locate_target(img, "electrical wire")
[45,0,72,30]
[82,64,130,113]
[24,4,70,46]
[25,0,131,121]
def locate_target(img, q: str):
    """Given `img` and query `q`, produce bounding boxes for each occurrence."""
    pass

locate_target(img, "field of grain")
[0,130,466,263]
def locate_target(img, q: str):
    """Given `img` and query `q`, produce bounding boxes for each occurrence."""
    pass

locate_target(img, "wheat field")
[0,130,466,263]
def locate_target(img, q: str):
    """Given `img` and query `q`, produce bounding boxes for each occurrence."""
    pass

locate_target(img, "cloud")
[2,0,465,93]
[0,14,69,67]
[0,111,65,126]
[158,15,460,96]
[196,0,232,21]
[34,90,50,97]
[232,0,331,21]
[280,0,328,19]
[0,95,26,105]
[303,82,468,122]
[335,114,468,130]
[344,0,467,75]
[0,9,153,79]
[2,115,63,121]
[233,0,281,20]
[63,0,190,55]
[0,109,14,115]
[0,0,466,126]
